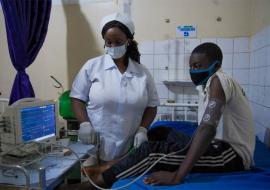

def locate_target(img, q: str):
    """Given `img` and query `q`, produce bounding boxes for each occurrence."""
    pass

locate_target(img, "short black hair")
[191,42,223,63]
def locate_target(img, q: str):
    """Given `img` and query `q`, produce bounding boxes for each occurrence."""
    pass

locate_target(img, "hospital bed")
[113,121,270,190]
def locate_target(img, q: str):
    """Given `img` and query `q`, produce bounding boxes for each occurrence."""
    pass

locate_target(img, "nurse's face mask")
[189,60,220,86]
[105,43,127,59]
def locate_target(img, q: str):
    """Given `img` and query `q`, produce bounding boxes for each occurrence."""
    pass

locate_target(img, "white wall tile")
[153,54,169,69]
[169,54,185,70]
[258,86,265,105]
[168,69,186,81]
[169,39,184,54]
[233,69,249,85]
[256,88,263,105]
[233,53,250,69]
[251,103,259,121]
[249,85,255,101]
[247,87,252,101]
[255,122,267,142]
[257,105,266,125]
[154,40,169,54]
[252,68,259,85]
[250,68,263,85]
[252,86,259,103]
[217,38,234,53]
[257,49,264,68]
[258,48,267,67]
[257,29,267,50]
[250,35,256,52]
[168,69,178,81]
[251,51,259,68]
[260,50,267,69]
[141,55,154,69]
[253,32,261,50]
[169,69,191,80]
[184,39,201,53]
[267,25,270,46]
[267,46,270,66]
[184,53,191,70]
[153,70,168,84]
[222,53,233,69]
[233,37,250,53]
[258,67,266,86]
[249,68,254,85]
[265,66,270,86]
[262,107,270,128]
[177,69,185,80]
[249,52,255,69]
[264,87,270,107]
[261,27,268,48]
[200,38,217,44]
[139,41,154,54]
[156,84,168,99]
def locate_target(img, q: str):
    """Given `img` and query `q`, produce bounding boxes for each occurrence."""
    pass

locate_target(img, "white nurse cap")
[100,13,135,35]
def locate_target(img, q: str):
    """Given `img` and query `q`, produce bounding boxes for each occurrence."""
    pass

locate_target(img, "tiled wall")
[139,37,250,122]
[249,26,270,143]
[139,28,270,143]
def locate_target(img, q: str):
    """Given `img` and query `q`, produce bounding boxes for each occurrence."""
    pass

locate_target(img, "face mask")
[105,44,127,59]
[189,61,219,86]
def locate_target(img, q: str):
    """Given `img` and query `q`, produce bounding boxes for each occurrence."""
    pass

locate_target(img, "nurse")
[70,13,159,162]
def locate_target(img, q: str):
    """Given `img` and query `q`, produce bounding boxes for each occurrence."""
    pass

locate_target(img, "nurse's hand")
[133,126,148,148]
[78,122,96,144]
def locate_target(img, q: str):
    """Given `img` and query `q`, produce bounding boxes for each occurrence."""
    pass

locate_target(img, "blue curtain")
[0,0,52,105]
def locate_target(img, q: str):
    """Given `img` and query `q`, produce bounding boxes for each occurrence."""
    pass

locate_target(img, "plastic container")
[59,90,75,119]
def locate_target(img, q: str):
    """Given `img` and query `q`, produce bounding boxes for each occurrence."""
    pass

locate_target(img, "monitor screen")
[20,104,57,142]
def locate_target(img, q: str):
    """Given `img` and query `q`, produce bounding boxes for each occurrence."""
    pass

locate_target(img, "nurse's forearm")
[71,98,90,124]
[140,106,157,128]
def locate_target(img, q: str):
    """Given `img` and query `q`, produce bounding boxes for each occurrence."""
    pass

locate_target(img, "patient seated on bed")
[58,42,255,190]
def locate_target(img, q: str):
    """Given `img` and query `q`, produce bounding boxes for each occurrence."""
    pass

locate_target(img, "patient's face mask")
[105,44,127,59]
[189,61,219,86]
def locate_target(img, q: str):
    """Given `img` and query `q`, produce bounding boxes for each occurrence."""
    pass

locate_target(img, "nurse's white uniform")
[70,54,160,161]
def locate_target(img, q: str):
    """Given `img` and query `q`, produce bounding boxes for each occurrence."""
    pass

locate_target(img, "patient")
[63,42,255,189]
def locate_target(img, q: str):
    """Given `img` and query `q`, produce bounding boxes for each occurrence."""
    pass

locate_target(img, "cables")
[84,126,198,190]
[0,142,44,167]
[46,127,198,190]
[82,133,194,190]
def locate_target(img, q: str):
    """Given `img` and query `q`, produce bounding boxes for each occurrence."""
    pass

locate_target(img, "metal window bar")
[158,102,199,122]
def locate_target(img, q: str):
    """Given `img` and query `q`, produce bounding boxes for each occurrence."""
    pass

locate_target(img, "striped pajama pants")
[102,128,244,186]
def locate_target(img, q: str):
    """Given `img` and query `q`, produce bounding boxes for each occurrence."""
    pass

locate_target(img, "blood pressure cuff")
[200,98,225,127]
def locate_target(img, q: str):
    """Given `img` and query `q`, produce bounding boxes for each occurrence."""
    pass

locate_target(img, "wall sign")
[176,25,197,38]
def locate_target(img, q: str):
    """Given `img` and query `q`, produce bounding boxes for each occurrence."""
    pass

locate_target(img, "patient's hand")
[143,171,182,186]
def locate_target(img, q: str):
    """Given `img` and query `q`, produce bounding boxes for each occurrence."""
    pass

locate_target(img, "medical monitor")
[1,98,58,152]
